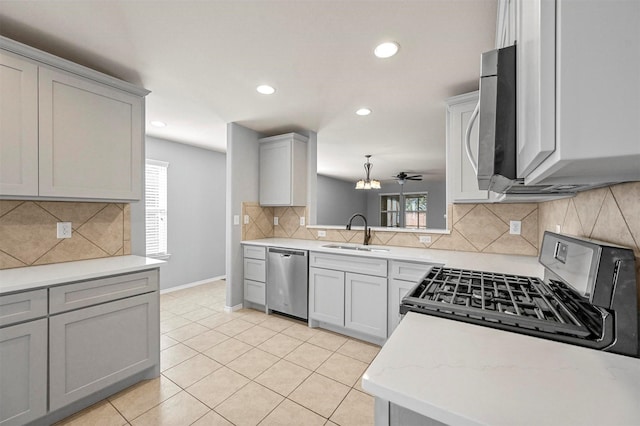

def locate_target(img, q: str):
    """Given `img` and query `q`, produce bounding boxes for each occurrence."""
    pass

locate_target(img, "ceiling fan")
[393,172,423,185]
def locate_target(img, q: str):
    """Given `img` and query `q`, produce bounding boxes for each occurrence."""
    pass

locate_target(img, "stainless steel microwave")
[466,44,597,199]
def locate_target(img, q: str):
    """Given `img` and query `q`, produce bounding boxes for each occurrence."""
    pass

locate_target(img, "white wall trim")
[160,275,226,294]
[224,303,244,313]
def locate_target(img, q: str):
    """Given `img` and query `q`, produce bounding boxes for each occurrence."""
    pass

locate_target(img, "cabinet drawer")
[309,252,387,277]
[244,280,265,305]
[244,258,266,282]
[389,261,439,282]
[243,245,266,260]
[0,289,47,328]
[49,269,159,314]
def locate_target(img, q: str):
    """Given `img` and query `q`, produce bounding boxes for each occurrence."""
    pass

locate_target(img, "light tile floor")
[55,280,379,426]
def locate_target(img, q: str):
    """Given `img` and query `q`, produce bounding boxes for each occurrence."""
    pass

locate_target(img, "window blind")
[145,159,168,257]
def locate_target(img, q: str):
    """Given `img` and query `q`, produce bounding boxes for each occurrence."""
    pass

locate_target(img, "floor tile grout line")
[107,399,130,424]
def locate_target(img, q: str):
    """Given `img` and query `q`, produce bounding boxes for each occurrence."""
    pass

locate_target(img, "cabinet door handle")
[464,100,480,176]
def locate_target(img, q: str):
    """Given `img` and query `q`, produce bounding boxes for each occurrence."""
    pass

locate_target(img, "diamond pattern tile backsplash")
[0,201,131,270]
[539,182,640,306]
[242,182,639,305]
[242,201,539,256]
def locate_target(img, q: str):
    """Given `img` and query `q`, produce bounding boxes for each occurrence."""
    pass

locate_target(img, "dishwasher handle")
[268,247,307,257]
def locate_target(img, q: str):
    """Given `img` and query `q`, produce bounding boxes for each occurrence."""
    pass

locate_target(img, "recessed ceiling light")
[374,42,400,58]
[356,108,372,116]
[150,121,166,128]
[256,85,276,95]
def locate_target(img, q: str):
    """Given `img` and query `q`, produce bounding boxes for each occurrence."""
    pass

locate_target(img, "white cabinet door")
[446,91,489,203]
[516,0,556,177]
[388,278,417,336]
[0,50,38,196]
[38,67,143,200]
[309,267,344,326]
[259,133,307,206]
[345,273,387,339]
[49,292,159,411]
[260,139,291,205]
[0,319,47,426]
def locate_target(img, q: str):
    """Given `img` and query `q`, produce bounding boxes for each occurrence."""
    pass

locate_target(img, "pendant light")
[355,155,381,190]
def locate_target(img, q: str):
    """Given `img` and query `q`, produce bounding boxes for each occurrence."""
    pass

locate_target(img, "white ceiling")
[0,0,496,182]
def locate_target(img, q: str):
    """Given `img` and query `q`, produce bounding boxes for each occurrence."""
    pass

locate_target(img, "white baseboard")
[160,275,226,294]
[224,303,243,313]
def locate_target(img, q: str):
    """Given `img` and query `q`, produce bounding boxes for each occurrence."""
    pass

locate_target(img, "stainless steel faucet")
[346,213,371,245]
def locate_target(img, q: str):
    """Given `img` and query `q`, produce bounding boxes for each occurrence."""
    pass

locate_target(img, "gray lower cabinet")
[387,261,440,336]
[49,292,159,411]
[0,319,47,426]
[345,273,387,338]
[309,267,345,326]
[388,279,416,335]
[309,266,387,340]
[243,246,266,306]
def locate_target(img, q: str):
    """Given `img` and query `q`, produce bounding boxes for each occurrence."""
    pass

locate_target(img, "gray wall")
[130,137,226,290]
[225,123,261,308]
[317,174,367,225]
[315,176,447,229]
[143,136,226,290]
[365,179,447,229]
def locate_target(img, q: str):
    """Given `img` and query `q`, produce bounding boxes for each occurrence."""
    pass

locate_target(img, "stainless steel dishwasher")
[267,247,308,320]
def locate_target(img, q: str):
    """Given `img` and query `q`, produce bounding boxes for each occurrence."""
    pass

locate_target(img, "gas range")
[400,232,639,357]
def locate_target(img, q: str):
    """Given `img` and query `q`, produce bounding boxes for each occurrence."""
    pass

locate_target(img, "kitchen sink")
[322,244,389,252]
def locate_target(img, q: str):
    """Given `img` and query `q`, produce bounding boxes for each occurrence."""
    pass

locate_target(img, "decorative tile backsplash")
[0,201,131,270]
[242,201,539,256]
[538,182,640,305]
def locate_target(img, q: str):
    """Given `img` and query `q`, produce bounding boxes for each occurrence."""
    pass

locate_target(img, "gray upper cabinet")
[0,50,38,197]
[38,67,143,200]
[0,36,149,201]
[259,133,308,206]
[445,91,488,203]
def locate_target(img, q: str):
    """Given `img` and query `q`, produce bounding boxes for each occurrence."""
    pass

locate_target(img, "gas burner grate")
[402,267,605,338]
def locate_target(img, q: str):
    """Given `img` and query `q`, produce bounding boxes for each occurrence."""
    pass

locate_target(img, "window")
[404,194,427,229]
[380,192,428,229]
[145,159,169,258]
[380,195,400,227]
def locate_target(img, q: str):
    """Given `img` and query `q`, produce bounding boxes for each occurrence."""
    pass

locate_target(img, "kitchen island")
[363,312,640,426]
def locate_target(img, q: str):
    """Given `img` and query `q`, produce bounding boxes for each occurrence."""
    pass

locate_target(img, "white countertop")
[0,255,165,294]
[363,312,640,426]
[242,238,544,277]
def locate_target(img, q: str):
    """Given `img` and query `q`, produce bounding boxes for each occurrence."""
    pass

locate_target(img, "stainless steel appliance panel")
[267,248,308,320]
